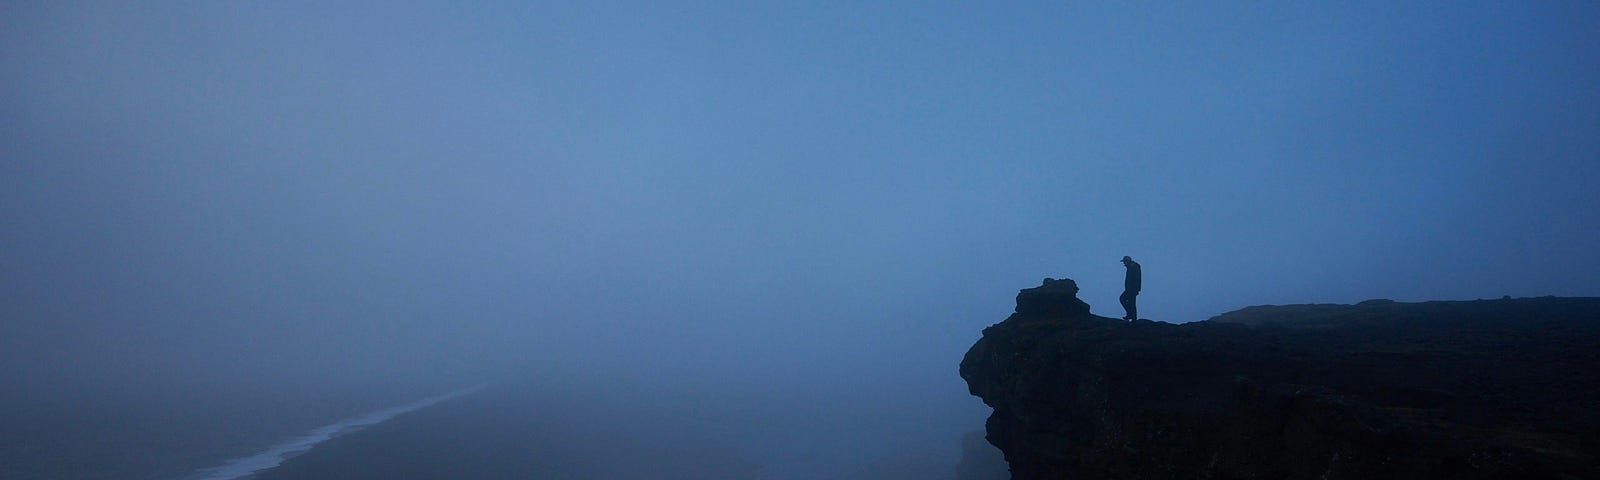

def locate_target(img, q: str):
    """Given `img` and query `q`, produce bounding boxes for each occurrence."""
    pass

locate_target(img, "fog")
[3,2,1597,478]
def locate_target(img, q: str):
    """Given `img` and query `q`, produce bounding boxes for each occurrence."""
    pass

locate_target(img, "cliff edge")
[960,279,1600,479]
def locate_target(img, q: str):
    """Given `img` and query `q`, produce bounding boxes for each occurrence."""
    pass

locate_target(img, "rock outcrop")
[960,279,1600,479]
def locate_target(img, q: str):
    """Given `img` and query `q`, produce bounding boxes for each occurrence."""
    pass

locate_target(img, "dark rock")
[1013,278,1091,318]
[961,289,1600,479]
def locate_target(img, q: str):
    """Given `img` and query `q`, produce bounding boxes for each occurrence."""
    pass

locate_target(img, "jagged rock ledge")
[960,278,1600,479]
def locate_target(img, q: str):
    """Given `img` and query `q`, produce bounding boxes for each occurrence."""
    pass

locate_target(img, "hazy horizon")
[3,2,1597,478]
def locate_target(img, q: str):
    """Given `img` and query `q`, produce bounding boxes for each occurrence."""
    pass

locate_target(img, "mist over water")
[2,1,1596,479]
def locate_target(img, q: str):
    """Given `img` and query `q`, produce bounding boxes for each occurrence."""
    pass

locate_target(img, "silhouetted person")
[1120,256,1140,320]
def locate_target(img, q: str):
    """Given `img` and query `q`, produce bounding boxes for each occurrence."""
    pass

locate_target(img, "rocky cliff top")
[960,278,1600,479]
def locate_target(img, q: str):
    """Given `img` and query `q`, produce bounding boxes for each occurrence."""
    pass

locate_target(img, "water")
[181,384,485,480]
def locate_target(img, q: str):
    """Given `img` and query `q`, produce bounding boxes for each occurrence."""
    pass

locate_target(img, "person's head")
[1121,255,1133,265]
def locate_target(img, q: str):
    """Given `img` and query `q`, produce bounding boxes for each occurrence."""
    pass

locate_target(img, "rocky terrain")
[960,278,1600,479]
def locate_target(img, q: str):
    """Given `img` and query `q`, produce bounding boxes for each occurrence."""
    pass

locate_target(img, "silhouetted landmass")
[961,280,1600,479]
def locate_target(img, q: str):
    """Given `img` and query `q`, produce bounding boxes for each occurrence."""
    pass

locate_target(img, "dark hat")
[1121,256,1133,262]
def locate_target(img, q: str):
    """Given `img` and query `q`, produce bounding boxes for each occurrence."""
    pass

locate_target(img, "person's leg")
[1119,291,1135,320]
[1128,293,1138,320]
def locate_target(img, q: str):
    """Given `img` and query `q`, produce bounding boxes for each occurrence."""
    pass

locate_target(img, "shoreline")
[183,384,486,480]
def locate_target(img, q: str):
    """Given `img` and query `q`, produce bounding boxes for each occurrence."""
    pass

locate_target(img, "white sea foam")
[183,384,486,480]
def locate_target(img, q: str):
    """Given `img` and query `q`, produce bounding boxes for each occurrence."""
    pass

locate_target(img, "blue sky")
[3,1,1597,395]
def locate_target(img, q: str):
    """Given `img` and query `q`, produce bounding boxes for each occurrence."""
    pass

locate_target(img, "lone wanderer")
[1120,256,1141,321]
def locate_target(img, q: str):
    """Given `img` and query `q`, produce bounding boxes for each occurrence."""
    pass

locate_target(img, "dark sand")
[0,382,448,480]
[252,380,967,479]
[253,383,761,479]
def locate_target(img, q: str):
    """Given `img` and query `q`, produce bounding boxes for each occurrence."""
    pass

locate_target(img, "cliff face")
[960,279,1600,479]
